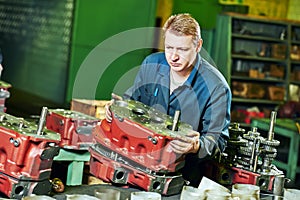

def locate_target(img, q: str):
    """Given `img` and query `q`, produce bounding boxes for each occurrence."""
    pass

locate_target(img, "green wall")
[67,0,158,102]
[173,0,222,30]
[172,0,222,60]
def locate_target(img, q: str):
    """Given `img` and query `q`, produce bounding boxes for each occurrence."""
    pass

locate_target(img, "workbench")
[53,184,282,200]
[251,118,300,187]
[53,148,90,186]
[54,184,181,200]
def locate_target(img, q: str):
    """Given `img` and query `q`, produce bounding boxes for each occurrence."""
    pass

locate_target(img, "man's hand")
[170,131,200,155]
[105,93,123,122]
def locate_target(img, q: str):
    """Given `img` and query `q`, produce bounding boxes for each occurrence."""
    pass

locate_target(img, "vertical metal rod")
[268,111,277,141]
[172,110,180,131]
[253,139,260,172]
[249,138,257,171]
[36,107,48,135]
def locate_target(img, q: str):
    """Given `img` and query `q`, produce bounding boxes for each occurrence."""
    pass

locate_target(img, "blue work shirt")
[124,52,231,158]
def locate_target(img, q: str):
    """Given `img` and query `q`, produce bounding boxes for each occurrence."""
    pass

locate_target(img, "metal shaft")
[172,110,180,131]
[36,107,48,135]
[268,111,277,141]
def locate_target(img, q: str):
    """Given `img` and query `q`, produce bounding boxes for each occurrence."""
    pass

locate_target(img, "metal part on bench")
[46,109,100,150]
[89,143,184,195]
[93,100,192,173]
[0,112,60,198]
[89,100,190,195]
[110,100,192,137]
[205,111,286,196]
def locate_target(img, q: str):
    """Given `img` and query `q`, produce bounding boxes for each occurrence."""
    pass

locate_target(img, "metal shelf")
[231,76,285,83]
[232,54,287,63]
[232,98,283,104]
[232,33,287,43]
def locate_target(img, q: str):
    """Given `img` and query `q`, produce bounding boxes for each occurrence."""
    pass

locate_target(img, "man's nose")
[171,50,179,61]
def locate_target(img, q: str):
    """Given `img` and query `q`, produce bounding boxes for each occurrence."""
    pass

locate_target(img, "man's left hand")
[170,131,200,155]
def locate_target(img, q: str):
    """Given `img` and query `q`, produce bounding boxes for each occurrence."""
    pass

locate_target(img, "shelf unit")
[290,24,300,102]
[214,13,300,125]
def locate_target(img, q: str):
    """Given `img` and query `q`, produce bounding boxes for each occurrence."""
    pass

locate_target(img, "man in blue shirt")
[106,13,231,187]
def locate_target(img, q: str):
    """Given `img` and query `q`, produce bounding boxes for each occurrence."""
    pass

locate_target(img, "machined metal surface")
[110,100,193,137]
[0,112,60,140]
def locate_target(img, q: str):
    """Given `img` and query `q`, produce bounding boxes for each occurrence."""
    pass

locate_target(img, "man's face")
[164,30,202,75]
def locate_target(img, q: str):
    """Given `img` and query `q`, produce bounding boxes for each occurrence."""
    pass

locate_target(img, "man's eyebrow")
[165,44,190,48]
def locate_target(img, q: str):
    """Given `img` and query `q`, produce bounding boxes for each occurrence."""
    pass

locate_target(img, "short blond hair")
[163,13,201,46]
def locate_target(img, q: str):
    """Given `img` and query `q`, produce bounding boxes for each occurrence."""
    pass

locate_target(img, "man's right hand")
[105,93,123,122]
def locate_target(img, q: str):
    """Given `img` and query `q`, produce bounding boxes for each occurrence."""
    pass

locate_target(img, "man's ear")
[196,39,203,52]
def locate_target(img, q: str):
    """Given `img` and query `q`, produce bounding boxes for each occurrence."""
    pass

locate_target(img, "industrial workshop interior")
[0,0,300,199]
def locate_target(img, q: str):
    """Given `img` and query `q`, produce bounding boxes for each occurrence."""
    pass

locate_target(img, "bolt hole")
[115,171,125,180]
[14,186,24,195]
[152,181,161,190]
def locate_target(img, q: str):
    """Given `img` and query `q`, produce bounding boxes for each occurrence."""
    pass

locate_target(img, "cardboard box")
[271,44,287,59]
[268,86,285,101]
[71,99,109,119]
[270,64,284,79]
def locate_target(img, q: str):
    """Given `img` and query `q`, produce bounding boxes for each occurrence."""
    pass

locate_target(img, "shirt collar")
[158,57,170,77]
[185,54,201,88]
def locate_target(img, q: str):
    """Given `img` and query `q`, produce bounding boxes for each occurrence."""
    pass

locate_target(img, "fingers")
[174,131,199,143]
[105,100,113,122]
[104,93,122,123]
[170,139,193,154]
[111,93,123,101]
[186,130,200,137]
[171,131,200,154]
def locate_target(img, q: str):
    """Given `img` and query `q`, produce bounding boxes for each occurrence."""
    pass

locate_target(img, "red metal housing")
[89,143,184,195]
[202,158,285,195]
[92,100,192,173]
[46,109,100,150]
[93,119,185,173]
[0,112,60,199]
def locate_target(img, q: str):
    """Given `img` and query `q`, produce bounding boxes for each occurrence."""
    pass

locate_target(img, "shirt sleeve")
[123,58,148,101]
[197,85,231,159]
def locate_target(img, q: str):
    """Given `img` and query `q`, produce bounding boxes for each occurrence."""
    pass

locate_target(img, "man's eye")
[179,48,189,51]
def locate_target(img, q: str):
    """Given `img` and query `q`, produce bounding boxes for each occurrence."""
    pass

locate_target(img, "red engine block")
[89,100,194,195]
[0,112,61,199]
[92,100,192,173]
[46,109,100,150]
[203,160,285,195]
[89,143,184,195]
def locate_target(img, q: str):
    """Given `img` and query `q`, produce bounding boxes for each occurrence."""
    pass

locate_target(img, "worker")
[105,13,232,187]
